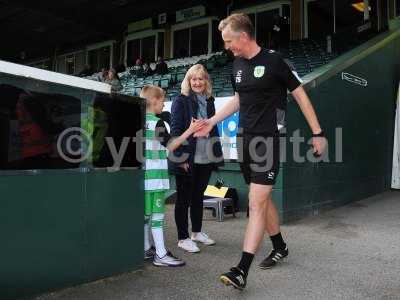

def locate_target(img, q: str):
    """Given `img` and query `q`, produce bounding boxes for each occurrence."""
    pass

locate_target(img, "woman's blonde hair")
[181,64,212,98]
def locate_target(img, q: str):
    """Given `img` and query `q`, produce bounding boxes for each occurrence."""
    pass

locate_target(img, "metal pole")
[333,0,336,34]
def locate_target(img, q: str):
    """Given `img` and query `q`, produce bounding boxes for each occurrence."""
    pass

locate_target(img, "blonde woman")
[169,64,224,253]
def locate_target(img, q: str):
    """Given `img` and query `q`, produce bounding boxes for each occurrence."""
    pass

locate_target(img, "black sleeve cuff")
[312,130,325,137]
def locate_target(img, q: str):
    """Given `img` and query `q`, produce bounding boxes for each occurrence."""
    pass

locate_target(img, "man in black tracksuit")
[195,13,327,290]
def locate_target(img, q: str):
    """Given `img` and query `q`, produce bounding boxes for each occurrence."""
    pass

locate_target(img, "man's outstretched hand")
[193,119,214,137]
[312,136,327,157]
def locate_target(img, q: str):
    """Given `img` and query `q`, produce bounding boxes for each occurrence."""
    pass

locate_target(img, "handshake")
[187,118,214,137]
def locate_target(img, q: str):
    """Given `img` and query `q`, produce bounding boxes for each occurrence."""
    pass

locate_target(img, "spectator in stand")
[131,58,144,77]
[79,64,93,77]
[270,14,289,50]
[143,62,154,77]
[155,56,168,75]
[97,68,108,82]
[105,68,123,92]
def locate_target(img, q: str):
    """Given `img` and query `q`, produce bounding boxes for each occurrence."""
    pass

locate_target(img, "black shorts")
[238,133,280,185]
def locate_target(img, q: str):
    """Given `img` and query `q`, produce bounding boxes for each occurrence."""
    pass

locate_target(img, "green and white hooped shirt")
[145,112,170,192]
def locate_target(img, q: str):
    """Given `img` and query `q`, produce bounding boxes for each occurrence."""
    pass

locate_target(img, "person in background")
[143,62,154,77]
[104,68,123,92]
[16,92,63,169]
[270,14,289,50]
[142,85,205,267]
[97,68,108,82]
[131,58,144,77]
[155,56,169,75]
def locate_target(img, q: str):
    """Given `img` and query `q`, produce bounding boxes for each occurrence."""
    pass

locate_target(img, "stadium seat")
[176,73,186,82]
[216,90,233,97]
[160,79,169,89]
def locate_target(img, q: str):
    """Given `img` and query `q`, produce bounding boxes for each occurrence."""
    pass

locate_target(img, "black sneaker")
[144,246,156,260]
[259,246,288,269]
[219,267,246,290]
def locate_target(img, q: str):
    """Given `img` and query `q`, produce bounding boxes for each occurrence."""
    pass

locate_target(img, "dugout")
[0,60,145,299]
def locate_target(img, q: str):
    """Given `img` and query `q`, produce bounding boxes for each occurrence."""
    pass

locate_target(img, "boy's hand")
[188,118,206,134]
[179,162,189,172]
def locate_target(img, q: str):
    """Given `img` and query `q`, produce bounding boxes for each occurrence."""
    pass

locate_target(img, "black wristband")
[312,130,325,137]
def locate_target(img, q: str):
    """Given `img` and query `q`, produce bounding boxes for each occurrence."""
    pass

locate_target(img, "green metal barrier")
[282,29,399,221]
[0,63,144,299]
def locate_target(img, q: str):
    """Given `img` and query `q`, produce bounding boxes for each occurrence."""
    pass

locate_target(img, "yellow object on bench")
[204,185,229,198]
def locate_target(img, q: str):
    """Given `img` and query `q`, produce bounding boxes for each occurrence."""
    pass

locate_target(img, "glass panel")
[88,47,110,73]
[397,0,400,16]
[212,19,224,52]
[88,49,98,72]
[66,55,75,75]
[335,0,366,34]
[191,24,209,56]
[127,39,141,67]
[75,52,86,74]
[256,9,280,49]
[0,72,144,171]
[0,82,81,170]
[307,0,334,39]
[141,35,156,63]
[56,57,66,73]
[380,0,389,31]
[157,32,165,59]
[369,0,380,32]
[174,28,190,58]
[91,94,143,168]
[98,46,111,70]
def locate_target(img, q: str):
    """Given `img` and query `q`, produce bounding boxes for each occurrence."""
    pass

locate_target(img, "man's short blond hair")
[140,85,165,107]
[218,13,255,39]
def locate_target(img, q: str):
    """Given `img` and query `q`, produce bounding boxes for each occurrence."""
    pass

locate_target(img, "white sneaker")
[178,238,200,253]
[191,232,216,245]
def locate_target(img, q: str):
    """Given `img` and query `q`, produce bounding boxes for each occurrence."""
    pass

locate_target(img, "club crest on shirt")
[254,66,265,78]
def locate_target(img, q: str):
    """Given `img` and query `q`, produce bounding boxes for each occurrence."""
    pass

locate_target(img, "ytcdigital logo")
[235,70,242,83]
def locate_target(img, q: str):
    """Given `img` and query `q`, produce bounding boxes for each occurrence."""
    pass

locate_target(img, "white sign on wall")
[176,6,206,23]
[158,13,167,25]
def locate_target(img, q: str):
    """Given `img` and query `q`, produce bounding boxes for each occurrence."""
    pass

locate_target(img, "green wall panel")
[0,170,144,299]
[282,31,399,221]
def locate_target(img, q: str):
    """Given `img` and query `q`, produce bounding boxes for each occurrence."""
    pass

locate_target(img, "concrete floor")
[37,190,400,300]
